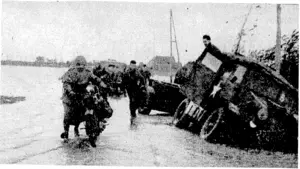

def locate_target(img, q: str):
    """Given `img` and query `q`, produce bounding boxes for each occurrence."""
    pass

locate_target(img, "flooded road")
[0,66,298,167]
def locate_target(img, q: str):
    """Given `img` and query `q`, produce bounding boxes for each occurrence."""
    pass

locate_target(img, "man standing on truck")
[123,60,147,118]
[196,35,222,63]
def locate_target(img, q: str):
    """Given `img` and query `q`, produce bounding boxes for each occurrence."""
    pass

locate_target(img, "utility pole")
[170,9,173,59]
[275,4,282,73]
[169,9,173,82]
[169,9,181,82]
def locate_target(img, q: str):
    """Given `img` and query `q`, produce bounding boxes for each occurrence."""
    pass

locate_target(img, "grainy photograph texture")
[0,0,299,167]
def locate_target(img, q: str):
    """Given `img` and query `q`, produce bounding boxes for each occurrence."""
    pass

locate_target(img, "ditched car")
[172,52,298,151]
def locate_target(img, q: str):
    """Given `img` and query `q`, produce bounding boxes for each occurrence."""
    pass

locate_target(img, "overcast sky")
[2,1,299,64]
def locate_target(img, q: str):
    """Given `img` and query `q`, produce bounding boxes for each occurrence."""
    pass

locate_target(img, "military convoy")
[145,51,298,151]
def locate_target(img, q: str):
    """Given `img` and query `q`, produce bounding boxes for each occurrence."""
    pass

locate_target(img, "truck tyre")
[200,107,224,142]
[172,98,189,128]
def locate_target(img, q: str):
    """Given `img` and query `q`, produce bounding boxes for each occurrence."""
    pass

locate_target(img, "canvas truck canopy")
[175,52,298,114]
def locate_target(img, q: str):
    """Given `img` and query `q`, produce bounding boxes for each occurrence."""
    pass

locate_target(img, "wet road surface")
[0,97,297,167]
[0,66,298,167]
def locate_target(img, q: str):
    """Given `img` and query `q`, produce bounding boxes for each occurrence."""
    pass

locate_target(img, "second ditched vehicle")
[139,78,186,115]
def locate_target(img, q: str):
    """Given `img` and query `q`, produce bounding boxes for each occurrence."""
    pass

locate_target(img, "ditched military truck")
[172,52,298,151]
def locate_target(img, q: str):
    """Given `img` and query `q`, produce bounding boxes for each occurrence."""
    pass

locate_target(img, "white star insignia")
[210,82,221,98]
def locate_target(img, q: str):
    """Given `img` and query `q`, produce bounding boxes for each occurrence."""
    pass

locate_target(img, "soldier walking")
[123,60,147,118]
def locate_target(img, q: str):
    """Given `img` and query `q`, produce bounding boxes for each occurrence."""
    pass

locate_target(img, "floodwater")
[0,65,297,167]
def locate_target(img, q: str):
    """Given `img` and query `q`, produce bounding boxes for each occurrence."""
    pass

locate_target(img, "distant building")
[147,56,182,76]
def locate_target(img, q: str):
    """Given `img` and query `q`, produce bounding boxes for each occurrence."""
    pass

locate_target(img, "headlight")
[228,102,239,115]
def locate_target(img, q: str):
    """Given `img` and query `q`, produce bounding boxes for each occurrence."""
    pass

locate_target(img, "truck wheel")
[200,107,224,142]
[172,98,189,128]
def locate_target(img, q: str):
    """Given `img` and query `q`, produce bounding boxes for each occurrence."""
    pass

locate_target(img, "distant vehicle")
[172,52,298,150]
[139,78,186,115]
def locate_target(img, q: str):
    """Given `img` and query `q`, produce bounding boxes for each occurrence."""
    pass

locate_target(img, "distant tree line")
[1,56,130,70]
[248,30,299,88]
[1,56,68,67]
[1,56,95,68]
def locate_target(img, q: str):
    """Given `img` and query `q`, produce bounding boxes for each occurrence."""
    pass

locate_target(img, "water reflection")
[60,138,93,165]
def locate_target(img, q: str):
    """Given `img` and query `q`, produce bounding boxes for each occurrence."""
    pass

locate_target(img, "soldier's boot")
[130,108,137,118]
[129,98,137,118]
[60,120,69,140]
[60,131,69,140]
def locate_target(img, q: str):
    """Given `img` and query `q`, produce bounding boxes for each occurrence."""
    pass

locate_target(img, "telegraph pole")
[275,4,282,73]
[172,11,180,64]
[169,9,173,82]
[170,9,173,59]
[169,9,181,82]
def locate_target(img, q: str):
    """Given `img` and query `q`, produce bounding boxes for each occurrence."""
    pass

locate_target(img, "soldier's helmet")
[129,60,137,70]
[72,55,87,68]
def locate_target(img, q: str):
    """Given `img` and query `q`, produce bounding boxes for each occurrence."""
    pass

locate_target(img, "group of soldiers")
[92,64,125,97]
[60,56,151,139]
[92,61,152,98]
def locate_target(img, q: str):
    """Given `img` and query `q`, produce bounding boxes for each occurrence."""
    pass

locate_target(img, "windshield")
[201,53,222,73]
[232,65,247,84]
